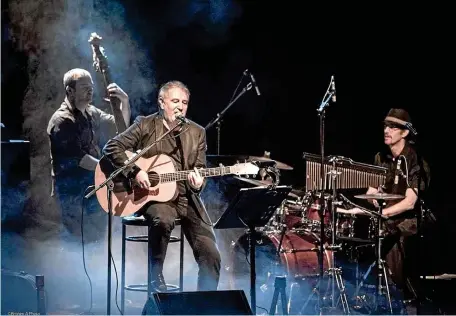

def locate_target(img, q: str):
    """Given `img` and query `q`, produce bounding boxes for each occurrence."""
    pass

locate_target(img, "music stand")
[214,185,292,314]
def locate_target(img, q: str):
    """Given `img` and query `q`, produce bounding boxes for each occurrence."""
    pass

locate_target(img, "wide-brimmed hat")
[384,108,417,136]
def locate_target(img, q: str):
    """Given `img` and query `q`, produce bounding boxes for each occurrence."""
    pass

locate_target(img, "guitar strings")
[147,166,233,182]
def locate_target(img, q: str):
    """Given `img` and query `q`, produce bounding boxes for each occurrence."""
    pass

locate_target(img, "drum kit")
[208,153,405,315]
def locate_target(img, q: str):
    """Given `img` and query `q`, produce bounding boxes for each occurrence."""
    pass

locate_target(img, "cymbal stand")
[325,158,350,314]
[315,76,335,313]
[310,76,350,314]
[353,199,393,314]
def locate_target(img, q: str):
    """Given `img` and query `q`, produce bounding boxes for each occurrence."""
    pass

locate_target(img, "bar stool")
[120,215,184,314]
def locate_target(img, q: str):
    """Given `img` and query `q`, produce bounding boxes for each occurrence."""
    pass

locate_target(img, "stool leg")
[121,224,126,314]
[179,226,184,291]
[147,225,152,298]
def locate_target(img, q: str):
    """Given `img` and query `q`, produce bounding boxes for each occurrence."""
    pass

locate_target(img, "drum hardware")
[352,194,404,314]
[298,158,351,314]
[325,158,351,314]
[214,185,293,315]
[206,153,294,170]
[275,223,288,258]
[228,227,334,315]
[269,276,288,315]
[280,247,319,253]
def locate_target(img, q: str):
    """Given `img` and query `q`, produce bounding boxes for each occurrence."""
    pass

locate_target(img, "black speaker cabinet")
[1,269,46,315]
[142,290,253,315]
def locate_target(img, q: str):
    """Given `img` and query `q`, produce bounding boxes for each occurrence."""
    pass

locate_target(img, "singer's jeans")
[143,197,221,291]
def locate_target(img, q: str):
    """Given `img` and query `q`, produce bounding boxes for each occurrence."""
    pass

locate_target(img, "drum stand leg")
[326,252,351,314]
[269,276,288,315]
[331,266,350,314]
[353,258,393,314]
[327,160,350,314]
[353,200,394,315]
[299,279,321,315]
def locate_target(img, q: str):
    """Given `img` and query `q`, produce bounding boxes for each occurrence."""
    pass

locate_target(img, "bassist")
[47,68,130,240]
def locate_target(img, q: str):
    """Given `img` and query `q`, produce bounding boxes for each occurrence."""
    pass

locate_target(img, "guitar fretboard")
[155,166,234,183]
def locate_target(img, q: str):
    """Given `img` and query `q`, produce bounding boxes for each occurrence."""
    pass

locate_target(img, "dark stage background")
[2,0,455,314]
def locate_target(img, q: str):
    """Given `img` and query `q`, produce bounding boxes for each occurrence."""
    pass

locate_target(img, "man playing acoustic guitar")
[103,80,222,292]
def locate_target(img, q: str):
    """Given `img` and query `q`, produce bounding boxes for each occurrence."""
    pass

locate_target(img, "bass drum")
[228,230,332,314]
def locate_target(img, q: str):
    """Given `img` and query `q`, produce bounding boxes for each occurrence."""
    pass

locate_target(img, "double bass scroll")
[88,32,127,134]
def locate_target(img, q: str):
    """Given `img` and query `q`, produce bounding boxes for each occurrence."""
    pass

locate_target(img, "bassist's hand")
[135,170,150,189]
[107,83,129,104]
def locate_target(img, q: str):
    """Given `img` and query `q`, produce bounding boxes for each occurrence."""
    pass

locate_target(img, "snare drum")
[336,213,377,242]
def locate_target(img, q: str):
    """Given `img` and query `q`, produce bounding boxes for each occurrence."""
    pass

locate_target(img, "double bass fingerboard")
[303,152,387,191]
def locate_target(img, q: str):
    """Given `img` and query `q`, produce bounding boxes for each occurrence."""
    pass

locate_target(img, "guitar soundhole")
[148,172,160,187]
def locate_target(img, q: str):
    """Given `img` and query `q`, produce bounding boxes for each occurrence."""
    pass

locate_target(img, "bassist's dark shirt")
[47,100,116,194]
[47,100,116,178]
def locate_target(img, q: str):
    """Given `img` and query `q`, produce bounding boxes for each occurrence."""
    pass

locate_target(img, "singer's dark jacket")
[102,112,211,222]
[373,143,431,235]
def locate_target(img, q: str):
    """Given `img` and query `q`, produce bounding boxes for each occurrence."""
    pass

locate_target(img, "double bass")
[88,32,127,133]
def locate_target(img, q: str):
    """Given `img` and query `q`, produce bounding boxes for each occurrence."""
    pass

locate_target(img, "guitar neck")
[157,166,234,183]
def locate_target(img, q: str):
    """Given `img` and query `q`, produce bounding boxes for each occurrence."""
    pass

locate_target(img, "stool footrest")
[125,235,181,242]
[125,283,180,293]
[126,235,148,242]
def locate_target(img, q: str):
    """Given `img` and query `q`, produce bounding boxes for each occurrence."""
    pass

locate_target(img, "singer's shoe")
[150,273,167,293]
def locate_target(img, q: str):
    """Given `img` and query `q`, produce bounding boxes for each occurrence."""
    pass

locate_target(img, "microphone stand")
[315,78,335,313]
[205,82,253,154]
[84,118,186,315]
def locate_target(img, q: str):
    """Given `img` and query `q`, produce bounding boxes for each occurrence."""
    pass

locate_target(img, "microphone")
[174,109,188,124]
[394,156,402,185]
[330,75,336,102]
[176,114,188,124]
[244,69,261,96]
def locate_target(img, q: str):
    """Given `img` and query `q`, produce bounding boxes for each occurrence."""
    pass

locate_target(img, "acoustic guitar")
[94,151,260,216]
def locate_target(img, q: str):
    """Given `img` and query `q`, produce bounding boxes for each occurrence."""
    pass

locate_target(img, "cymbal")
[247,156,293,170]
[234,176,300,199]
[290,188,306,197]
[233,176,272,187]
[206,154,249,161]
[206,154,293,170]
[284,201,304,211]
[355,193,404,201]
[288,192,300,199]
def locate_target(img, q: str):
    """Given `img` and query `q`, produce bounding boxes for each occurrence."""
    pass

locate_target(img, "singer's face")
[384,123,408,146]
[159,87,189,122]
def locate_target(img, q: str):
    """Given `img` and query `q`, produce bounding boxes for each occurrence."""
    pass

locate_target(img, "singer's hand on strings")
[188,167,203,190]
[135,170,150,189]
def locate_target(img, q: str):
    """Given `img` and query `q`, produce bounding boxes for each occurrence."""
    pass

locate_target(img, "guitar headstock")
[88,32,108,73]
[231,162,260,176]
